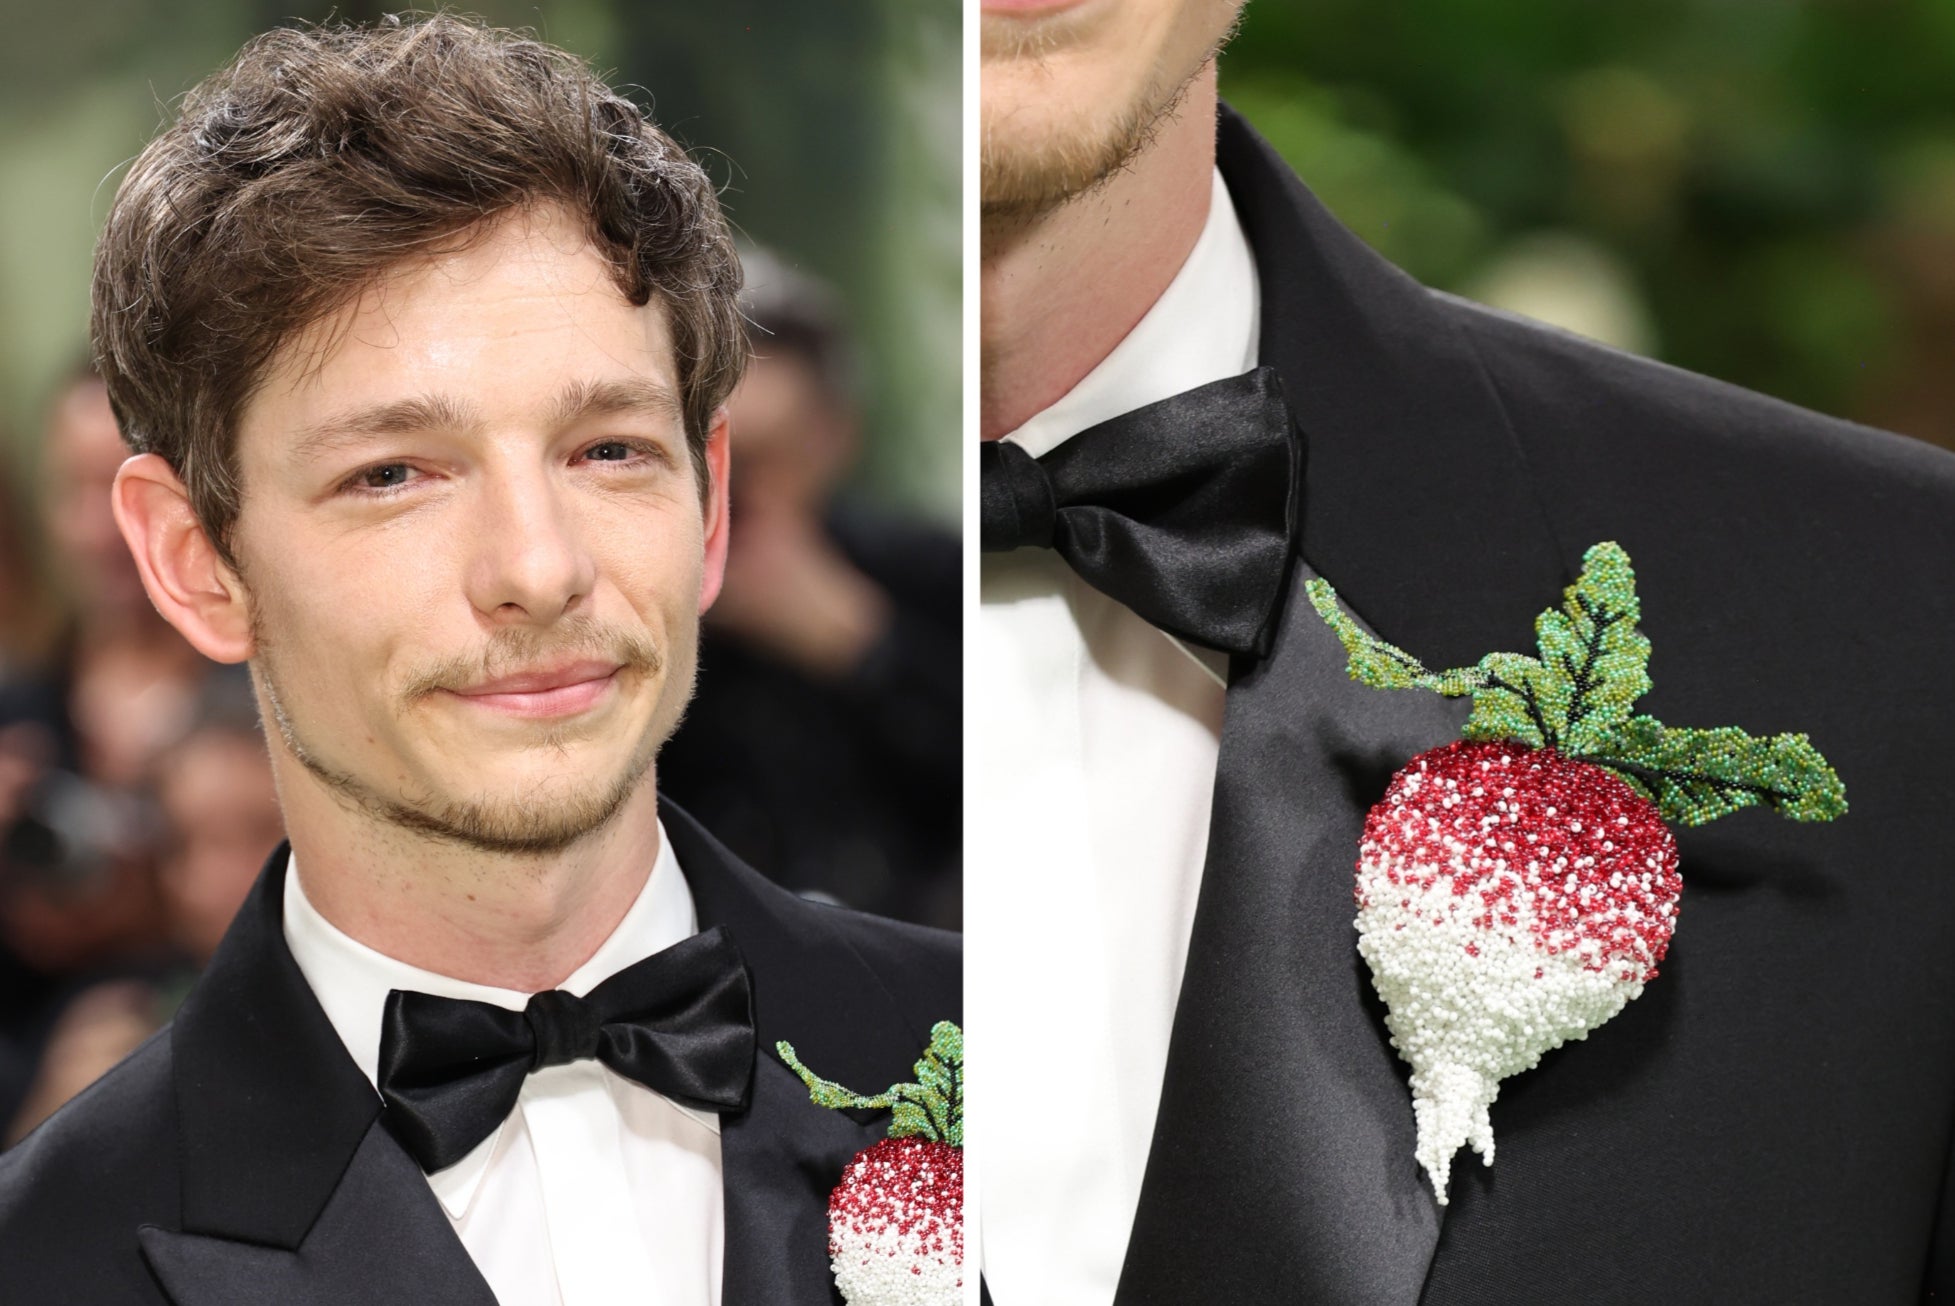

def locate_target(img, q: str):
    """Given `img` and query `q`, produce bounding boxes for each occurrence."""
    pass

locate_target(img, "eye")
[338,461,423,496]
[577,438,669,469]
[360,463,415,488]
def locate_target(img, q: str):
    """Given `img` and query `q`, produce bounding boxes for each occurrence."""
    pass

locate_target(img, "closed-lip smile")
[447,660,624,718]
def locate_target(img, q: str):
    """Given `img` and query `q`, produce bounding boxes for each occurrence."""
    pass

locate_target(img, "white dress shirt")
[971,168,1260,1305]
[283,822,723,1306]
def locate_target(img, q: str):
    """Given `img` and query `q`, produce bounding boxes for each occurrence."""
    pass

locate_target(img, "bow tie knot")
[525,990,602,1070]
[980,440,1058,551]
[980,366,1303,658]
[377,924,756,1174]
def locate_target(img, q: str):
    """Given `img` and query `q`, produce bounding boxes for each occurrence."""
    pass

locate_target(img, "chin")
[403,761,653,855]
[981,93,1146,214]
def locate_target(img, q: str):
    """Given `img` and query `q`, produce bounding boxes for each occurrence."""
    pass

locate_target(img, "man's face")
[227,204,723,854]
[981,0,1245,216]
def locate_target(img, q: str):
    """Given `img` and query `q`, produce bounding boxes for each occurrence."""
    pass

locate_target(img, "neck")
[277,761,663,992]
[980,63,1219,441]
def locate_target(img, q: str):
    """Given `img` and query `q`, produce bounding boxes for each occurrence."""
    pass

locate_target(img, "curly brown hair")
[90,12,745,559]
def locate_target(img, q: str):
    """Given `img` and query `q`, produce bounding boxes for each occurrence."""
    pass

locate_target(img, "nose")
[463,460,597,624]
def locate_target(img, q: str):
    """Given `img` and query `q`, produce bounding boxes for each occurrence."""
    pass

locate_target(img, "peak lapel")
[1115,563,1469,1304]
[140,1126,495,1306]
[1114,108,1569,1304]
[149,846,492,1305]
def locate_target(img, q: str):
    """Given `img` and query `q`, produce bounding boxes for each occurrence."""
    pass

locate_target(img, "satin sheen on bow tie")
[376,924,756,1173]
[980,366,1302,658]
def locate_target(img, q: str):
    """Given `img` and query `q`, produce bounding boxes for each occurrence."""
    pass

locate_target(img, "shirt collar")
[1004,167,1261,458]
[281,820,701,1218]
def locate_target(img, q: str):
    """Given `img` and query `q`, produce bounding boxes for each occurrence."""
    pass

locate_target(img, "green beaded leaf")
[1307,579,1557,747]
[1527,542,1652,754]
[1305,578,1487,697]
[775,1020,964,1147]
[1314,542,1648,752]
[1579,715,1848,826]
[1307,539,1846,828]
[1460,651,1552,749]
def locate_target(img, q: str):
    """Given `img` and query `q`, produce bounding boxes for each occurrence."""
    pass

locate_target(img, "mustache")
[980,15,1074,62]
[398,617,663,703]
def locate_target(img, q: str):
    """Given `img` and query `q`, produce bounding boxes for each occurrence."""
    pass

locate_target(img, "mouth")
[444,660,625,720]
[981,0,1092,17]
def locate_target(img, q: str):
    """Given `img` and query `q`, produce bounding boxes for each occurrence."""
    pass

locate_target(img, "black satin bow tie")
[980,366,1302,658]
[376,924,755,1173]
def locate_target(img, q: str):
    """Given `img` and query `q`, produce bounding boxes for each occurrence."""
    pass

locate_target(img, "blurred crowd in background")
[0,0,958,1141]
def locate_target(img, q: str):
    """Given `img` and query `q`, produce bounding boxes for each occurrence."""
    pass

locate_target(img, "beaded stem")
[777,1020,964,1146]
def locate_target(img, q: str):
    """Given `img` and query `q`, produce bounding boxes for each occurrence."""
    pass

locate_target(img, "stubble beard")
[979,8,1241,224]
[253,603,684,857]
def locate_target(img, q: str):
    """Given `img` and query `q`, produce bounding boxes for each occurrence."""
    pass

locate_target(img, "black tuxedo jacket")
[1098,107,1955,1304]
[0,802,960,1305]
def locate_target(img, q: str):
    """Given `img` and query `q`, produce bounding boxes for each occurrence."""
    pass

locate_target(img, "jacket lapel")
[1113,107,1569,1305]
[141,846,493,1306]
[140,1126,493,1306]
[1114,564,1470,1304]
[665,802,934,1306]
[718,1055,888,1306]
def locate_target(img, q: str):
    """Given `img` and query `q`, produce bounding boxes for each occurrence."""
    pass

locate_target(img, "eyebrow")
[546,376,684,431]
[289,377,684,464]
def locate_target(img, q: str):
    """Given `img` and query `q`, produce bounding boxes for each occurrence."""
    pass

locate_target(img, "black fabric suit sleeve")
[1928,1116,1955,1300]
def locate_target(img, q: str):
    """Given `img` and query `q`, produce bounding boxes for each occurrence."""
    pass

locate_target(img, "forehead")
[240,205,678,449]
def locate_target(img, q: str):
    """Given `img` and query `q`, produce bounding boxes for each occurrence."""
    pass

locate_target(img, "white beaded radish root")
[1354,739,1679,1199]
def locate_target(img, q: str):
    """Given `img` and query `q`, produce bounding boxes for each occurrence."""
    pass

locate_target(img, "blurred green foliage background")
[0,0,959,514]
[1224,0,1955,452]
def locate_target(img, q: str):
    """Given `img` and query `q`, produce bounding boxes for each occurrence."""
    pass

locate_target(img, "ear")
[111,454,253,663]
[697,407,732,613]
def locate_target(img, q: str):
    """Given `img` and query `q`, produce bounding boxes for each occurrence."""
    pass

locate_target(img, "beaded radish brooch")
[1308,542,1844,1203]
[777,1021,963,1306]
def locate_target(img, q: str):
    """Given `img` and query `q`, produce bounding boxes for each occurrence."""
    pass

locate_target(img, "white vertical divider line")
[960,0,982,1302]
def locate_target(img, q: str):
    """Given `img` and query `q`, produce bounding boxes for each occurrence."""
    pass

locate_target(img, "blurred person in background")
[149,680,281,969]
[14,365,212,785]
[659,248,961,928]
[4,677,278,1144]
[0,365,219,1137]
[0,450,56,937]
[0,457,55,682]
[0,742,163,1133]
